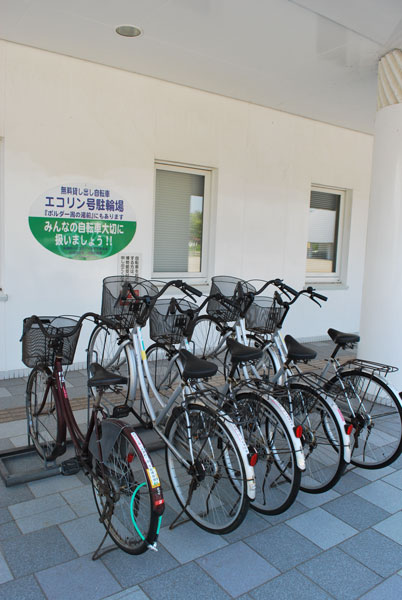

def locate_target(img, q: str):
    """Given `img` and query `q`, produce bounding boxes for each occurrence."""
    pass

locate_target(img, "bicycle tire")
[165,403,249,534]
[190,316,227,374]
[327,369,402,469]
[246,335,278,382]
[87,324,131,404]
[145,343,181,424]
[227,392,301,515]
[287,383,346,493]
[91,420,164,554]
[26,365,65,461]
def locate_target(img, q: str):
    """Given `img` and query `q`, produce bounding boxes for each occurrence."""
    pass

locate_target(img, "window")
[306,185,348,284]
[153,163,211,280]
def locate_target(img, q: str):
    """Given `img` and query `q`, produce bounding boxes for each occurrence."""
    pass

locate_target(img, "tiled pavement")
[2,343,402,599]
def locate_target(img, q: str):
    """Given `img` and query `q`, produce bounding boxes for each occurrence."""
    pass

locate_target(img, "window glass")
[306,190,341,275]
[153,165,210,278]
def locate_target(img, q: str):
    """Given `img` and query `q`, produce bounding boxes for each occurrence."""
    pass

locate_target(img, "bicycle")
[21,313,164,556]
[144,294,305,515]
[190,276,351,494]
[86,276,256,534]
[242,282,402,469]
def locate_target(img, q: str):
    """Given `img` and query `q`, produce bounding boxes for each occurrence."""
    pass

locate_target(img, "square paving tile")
[250,569,331,600]
[296,489,340,509]
[354,480,402,513]
[287,507,357,550]
[323,493,391,530]
[0,574,46,599]
[382,470,402,490]
[59,513,107,556]
[353,466,395,481]
[196,541,279,597]
[104,586,149,600]
[0,522,21,541]
[61,485,98,517]
[298,547,382,599]
[140,562,231,600]
[222,510,269,544]
[0,509,12,526]
[359,574,402,599]
[0,482,33,509]
[16,504,76,534]
[332,470,369,494]
[36,554,121,600]
[158,520,227,563]
[0,526,77,577]
[8,493,67,520]
[340,529,402,577]
[245,523,321,572]
[101,544,178,588]
[28,474,83,497]
[0,552,12,584]
[261,500,307,526]
[374,511,402,545]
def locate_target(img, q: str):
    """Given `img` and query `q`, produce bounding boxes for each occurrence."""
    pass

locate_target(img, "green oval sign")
[29,184,137,260]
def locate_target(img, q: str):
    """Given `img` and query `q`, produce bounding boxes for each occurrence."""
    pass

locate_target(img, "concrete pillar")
[359,49,402,390]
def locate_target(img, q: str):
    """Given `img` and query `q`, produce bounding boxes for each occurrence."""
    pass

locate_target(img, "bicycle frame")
[96,323,257,500]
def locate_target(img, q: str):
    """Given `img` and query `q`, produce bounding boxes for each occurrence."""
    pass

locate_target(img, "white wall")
[0,41,373,376]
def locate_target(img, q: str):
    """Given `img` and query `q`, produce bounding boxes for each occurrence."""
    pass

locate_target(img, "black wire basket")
[22,316,81,368]
[149,298,198,344]
[206,276,256,322]
[244,296,285,334]
[101,276,159,329]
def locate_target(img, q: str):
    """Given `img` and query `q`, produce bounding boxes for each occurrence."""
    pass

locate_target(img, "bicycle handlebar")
[20,312,117,341]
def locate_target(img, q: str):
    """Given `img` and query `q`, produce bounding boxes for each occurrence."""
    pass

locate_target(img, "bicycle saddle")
[88,362,128,387]
[284,335,317,362]
[327,328,360,346]
[226,338,263,363]
[179,349,218,380]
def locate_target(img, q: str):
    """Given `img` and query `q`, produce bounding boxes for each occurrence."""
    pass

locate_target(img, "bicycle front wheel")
[229,392,301,515]
[190,316,227,375]
[87,325,131,404]
[26,366,65,461]
[91,421,163,554]
[288,384,346,493]
[328,370,402,469]
[165,403,249,534]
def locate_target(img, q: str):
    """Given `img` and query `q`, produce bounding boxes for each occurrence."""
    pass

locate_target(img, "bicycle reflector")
[248,446,259,466]
[345,424,353,436]
[294,425,303,438]
[127,453,134,463]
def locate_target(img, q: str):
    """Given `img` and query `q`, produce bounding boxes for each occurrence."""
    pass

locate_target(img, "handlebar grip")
[313,291,328,302]
[280,282,298,296]
[182,283,203,297]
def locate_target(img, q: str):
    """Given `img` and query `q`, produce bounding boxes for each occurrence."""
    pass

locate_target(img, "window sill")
[305,281,348,291]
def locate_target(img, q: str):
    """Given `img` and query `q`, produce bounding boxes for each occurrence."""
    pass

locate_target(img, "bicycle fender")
[89,419,122,462]
[263,394,306,472]
[322,394,351,464]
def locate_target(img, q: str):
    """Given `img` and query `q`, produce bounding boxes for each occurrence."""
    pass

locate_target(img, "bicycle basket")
[21,316,81,368]
[149,298,198,344]
[206,276,256,322]
[245,296,285,334]
[101,276,159,329]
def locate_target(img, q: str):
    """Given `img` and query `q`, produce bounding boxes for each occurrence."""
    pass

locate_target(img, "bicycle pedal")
[112,404,131,418]
[60,458,81,476]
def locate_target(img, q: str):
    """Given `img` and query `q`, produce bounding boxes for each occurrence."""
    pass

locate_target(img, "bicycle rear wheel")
[190,316,227,377]
[288,384,346,493]
[328,370,402,469]
[26,366,65,461]
[91,420,163,554]
[165,403,249,534]
[228,392,301,515]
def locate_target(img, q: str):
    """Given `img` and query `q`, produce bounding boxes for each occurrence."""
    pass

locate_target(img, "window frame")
[306,184,348,285]
[152,161,212,283]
